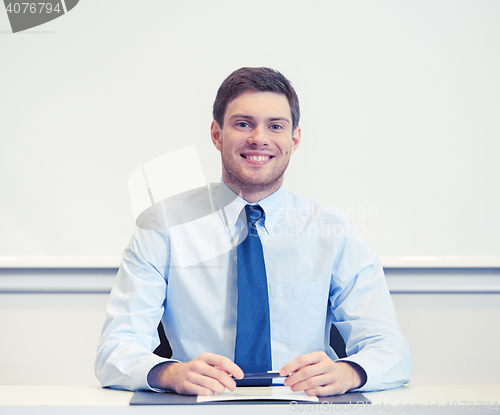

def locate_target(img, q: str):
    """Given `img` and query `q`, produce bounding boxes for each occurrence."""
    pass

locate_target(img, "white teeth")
[246,155,270,161]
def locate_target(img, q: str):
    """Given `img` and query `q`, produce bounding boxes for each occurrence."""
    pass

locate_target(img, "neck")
[222,175,283,203]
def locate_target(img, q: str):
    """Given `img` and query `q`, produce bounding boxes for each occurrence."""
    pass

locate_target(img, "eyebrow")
[229,114,291,124]
[268,117,290,124]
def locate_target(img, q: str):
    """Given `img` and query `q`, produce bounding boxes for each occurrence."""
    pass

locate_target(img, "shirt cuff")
[336,355,381,392]
[132,354,181,392]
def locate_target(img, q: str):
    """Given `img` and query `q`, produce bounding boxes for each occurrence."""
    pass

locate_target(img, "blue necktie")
[235,204,272,386]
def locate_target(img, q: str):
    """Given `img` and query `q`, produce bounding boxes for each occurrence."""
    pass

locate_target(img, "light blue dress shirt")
[95,182,412,392]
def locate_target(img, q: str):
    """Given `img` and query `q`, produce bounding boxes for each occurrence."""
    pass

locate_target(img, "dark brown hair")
[213,67,300,130]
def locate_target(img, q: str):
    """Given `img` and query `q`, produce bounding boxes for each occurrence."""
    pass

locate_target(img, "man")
[95,67,412,396]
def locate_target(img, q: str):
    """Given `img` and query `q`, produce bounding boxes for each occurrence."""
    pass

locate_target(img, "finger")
[197,364,238,391]
[200,353,244,379]
[284,355,333,387]
[289,372,334,393]
[185,369,228,395]
[188,359,237,392]
[192,354,241,391]
[304,381,348,397]
[177,381,216,396]
[284,362,328,388]
[279,351,326,377]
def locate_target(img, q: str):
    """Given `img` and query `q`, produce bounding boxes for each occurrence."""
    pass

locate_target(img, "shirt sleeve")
[94,211,179,391]
[329,214,413,392]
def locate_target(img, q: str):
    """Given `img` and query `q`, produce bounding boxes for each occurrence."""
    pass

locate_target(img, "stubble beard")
[221,151,291,199]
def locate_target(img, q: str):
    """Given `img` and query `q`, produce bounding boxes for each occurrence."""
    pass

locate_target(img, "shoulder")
[281,188,350,226]
[137,185,214,231]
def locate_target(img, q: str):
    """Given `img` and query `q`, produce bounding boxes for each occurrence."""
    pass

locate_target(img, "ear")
[290,126,301,155]
[211,120,222,152]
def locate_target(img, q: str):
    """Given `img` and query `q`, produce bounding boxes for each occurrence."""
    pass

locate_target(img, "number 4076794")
[5,3,62,14]
[444,401,498,411]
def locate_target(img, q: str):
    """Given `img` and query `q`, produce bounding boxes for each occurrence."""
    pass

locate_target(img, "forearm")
[331,234,413,391]
[95,225,172,391]
[95,339,171,391]
[336,339,412,391]
[147,361,179,391]
[336,361,367,390]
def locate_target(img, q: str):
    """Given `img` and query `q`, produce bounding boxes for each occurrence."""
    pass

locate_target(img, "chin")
[244,175,281,189]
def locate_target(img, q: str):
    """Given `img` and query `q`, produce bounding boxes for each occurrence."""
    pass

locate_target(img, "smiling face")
[211,91,301,202]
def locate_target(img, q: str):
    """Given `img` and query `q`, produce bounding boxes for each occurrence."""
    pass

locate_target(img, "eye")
[236,122,249,128]
[270,124,283,130]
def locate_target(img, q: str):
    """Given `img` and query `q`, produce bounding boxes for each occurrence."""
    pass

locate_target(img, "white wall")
[1,269,499,387]
[0,293,107,387]
[1,0,500,268]
[393,293,500,385]
[2,1,500,387]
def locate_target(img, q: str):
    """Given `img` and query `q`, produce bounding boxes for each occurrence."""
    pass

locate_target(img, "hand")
[147,352,244,395]
[279,351,366,396]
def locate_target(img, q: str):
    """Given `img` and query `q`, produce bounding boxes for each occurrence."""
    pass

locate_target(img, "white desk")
[1,385,499,414]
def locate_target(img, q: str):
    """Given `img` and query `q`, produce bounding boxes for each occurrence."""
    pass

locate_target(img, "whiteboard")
[1,0,499,268]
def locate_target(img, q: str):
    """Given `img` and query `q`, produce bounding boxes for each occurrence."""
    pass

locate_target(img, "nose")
[247,125,269,147]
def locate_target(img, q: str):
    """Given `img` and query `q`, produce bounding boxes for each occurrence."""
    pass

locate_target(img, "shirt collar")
[215,180,284,234]
[214,181,246,234]
[253,186,284,234]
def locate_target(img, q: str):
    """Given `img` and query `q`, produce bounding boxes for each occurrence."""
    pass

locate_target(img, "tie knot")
[244,204,264,225]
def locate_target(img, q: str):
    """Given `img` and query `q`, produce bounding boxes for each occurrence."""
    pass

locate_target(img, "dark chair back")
[154,322,347,359]
[154,322,173,358]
